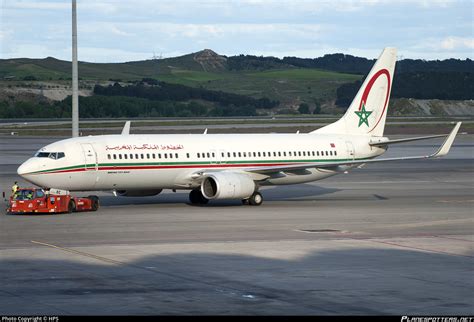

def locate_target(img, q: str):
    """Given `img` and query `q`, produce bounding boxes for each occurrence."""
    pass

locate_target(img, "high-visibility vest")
[12,184,18,194]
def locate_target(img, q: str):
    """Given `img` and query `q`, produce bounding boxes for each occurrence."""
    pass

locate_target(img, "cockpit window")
[35,152,65,159]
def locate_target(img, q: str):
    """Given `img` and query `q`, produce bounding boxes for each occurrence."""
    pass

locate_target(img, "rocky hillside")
[389,98,474,116]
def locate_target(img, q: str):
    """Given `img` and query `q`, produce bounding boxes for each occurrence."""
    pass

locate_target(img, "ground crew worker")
[11,181,19,195]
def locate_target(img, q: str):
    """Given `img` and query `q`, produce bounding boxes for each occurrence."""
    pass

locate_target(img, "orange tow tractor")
[5,188,99,215]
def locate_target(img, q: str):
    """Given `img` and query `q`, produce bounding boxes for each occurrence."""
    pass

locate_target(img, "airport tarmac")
[0,135,473,315]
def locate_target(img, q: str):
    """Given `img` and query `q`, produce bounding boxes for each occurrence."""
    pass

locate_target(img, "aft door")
[80,143,97,171]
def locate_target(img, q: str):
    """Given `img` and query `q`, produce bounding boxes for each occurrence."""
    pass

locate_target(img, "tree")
[313,99,322,114]
[298,103,310,114]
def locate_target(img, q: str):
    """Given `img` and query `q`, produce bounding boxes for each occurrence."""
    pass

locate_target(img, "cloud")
[440,36,474,50]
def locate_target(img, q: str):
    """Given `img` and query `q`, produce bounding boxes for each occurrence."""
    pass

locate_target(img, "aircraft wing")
[245,122,461,174]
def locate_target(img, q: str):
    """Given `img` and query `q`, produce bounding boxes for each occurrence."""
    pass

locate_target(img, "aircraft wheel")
[248,192,263,206]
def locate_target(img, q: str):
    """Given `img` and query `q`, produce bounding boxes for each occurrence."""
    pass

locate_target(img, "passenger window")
[197,153,200,158]
[164,154,167,159]
[258,152,261,157]
[169,154,173,159]
[233,152,236,157]
[130,154,133,159]
[107,154,111,160]
[312,151,315,156]
[124,154,128,159]
[278,152,281,157]
[113,154,117,160]
[263,152,266,157]
[187,153,190,158]
[135,154,139,159]
[227,152,231,158]
[273,152,276,157]
[175,153,178,158]
[158,154,161,159]
[317,151,320,156]
[325,151,329,156]
[238,152,242,157]
[146,154,150,159]
[119,154,122,160]
[212,153,215,158]
[152,154,155,159]
[335,151,337,156]
[298,151,301,157]
[141,154,144,159]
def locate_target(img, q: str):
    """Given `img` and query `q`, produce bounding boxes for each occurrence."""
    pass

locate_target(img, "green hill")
[0,49,362,107]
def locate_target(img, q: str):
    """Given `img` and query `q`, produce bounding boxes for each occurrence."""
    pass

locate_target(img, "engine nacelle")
[201,172,255,200]
[115,189,162,197]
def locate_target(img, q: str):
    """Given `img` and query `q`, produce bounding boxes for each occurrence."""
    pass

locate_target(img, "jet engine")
[115,189,162,197]
[201,172,255,200]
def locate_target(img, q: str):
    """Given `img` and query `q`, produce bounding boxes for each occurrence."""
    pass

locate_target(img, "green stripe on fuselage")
[29,157,367,175]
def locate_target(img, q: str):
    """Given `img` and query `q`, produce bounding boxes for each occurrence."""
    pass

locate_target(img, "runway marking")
[295,229,349,234]
[437,199,474,203]
[31,240,126,265]
[361,239,474,259]
[434,235,474,243]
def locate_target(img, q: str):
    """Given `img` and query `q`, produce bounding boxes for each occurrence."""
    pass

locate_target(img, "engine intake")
[201,172,255,200]
[115,189,162,197]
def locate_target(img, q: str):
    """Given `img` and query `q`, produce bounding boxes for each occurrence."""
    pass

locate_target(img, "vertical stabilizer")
[312,47,397,136]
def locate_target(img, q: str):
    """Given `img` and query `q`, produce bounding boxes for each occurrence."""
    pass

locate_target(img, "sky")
[0,0,473,62]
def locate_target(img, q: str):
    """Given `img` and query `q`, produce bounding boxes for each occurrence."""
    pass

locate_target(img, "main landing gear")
[242,191,263,206]
[189,189,209,205]
[189,189,263,206]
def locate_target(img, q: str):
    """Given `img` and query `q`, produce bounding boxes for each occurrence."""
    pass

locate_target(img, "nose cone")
[17,159,37,184]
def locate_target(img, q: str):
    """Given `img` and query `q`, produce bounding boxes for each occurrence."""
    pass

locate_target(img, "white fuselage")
[18,133,386,191]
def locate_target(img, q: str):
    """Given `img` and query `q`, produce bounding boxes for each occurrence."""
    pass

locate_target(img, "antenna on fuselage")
[71,0,79,137]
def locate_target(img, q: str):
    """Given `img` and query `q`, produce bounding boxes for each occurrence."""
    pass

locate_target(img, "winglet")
[430,122,461,158]
[121,121,131,135]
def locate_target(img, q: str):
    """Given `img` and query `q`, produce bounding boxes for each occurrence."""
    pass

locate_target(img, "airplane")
[17,47,461,206]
